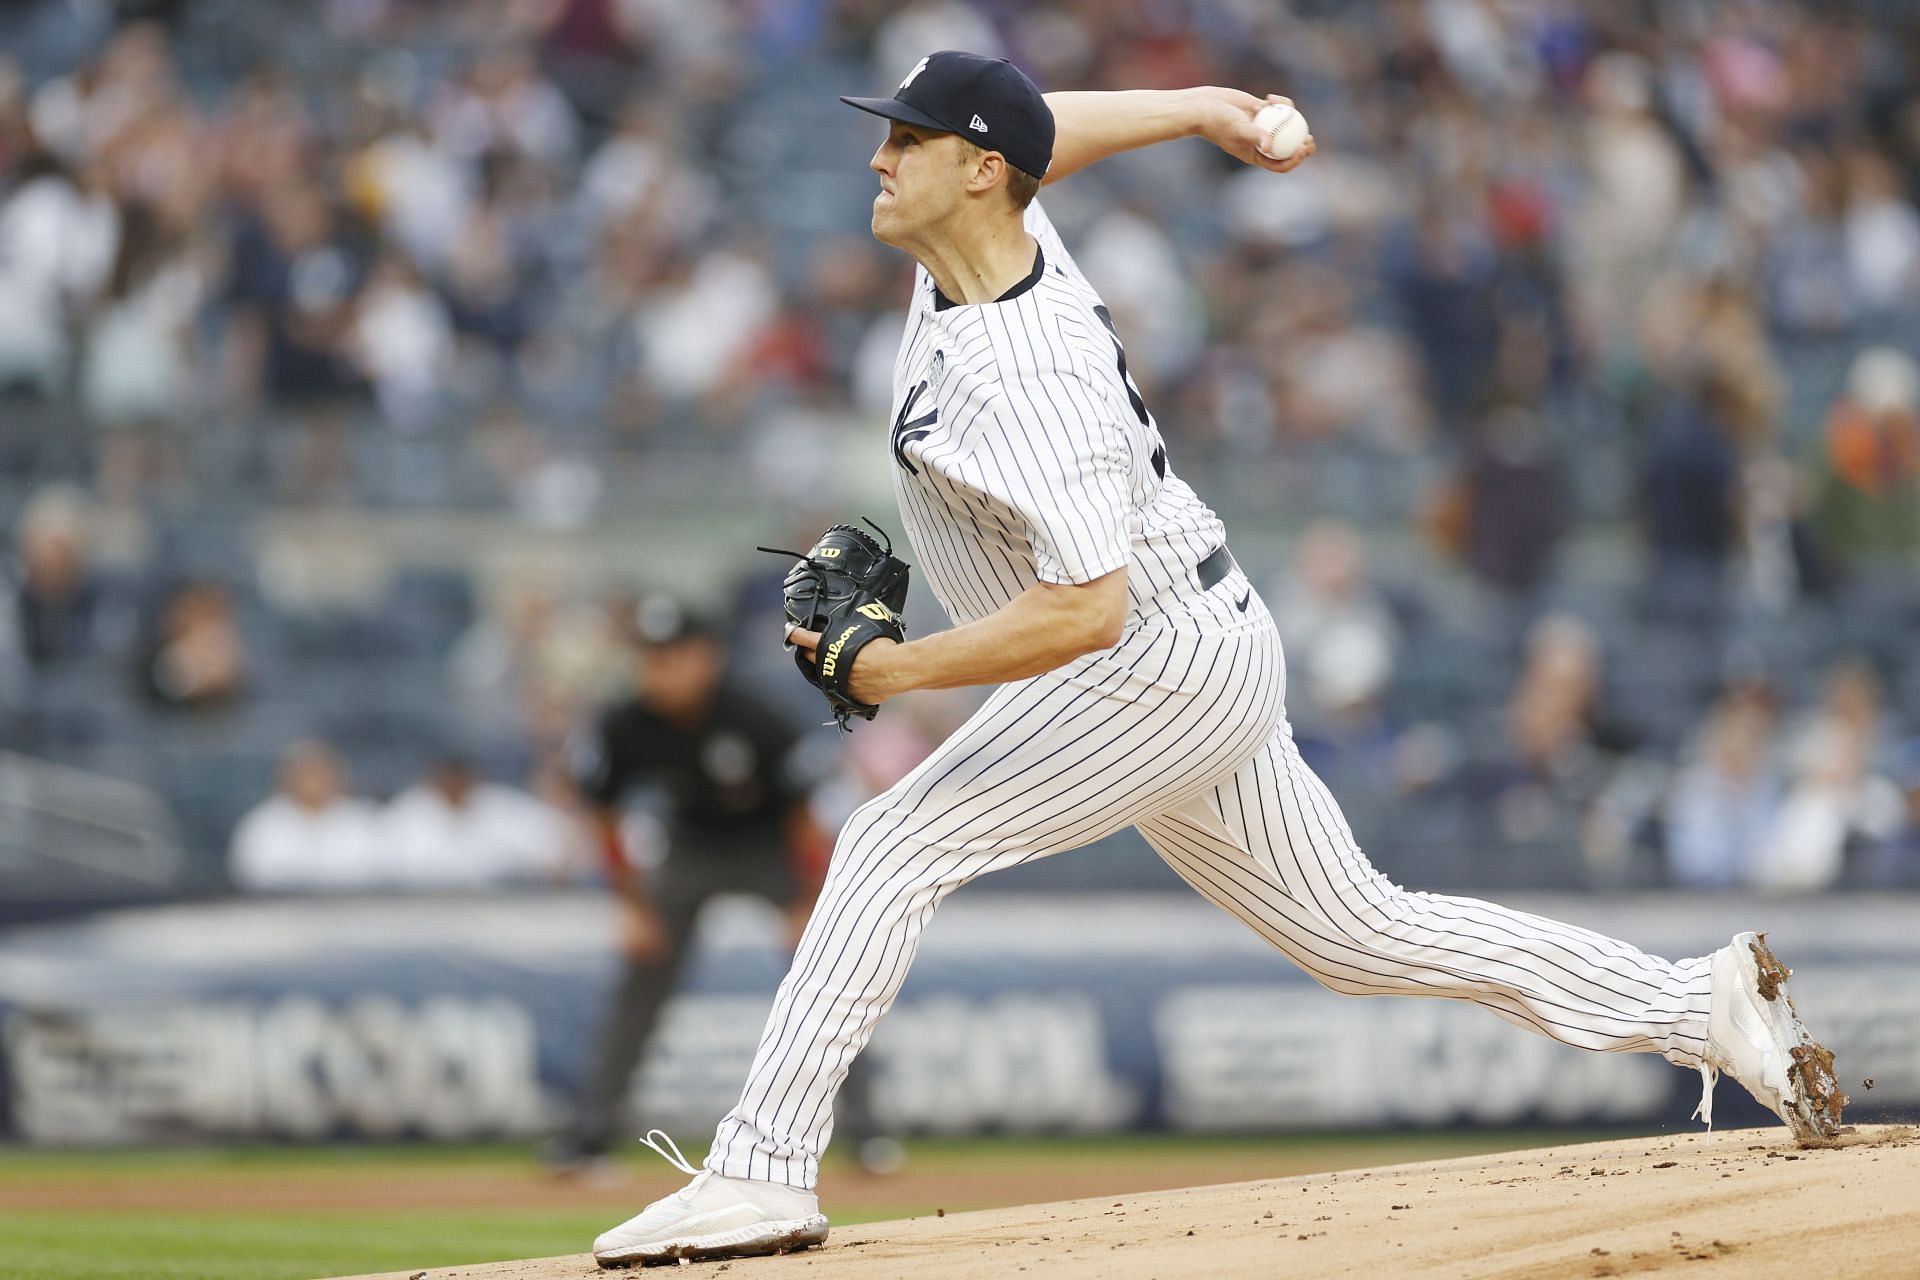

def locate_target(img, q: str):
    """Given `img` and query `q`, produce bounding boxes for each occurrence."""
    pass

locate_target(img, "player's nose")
[869,141,893,178]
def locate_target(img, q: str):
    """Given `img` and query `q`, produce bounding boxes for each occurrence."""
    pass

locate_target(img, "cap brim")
[840,95,954,134]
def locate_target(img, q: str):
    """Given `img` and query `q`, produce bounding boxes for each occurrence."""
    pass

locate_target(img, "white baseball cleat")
[1695,931,1846,1145]
[592,1131,828,1269]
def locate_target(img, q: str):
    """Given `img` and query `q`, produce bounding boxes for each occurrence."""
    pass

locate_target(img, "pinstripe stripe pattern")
[1136,726,1712,1059]
[707,583,1711,1189]
[889,201,1225,624]
[700,200,1713,1191]
[710,598,1284,1187]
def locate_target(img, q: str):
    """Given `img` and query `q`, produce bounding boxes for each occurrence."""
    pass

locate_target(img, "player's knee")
[833,795,891,853]
[828,796,957,881]
[828,799,912,871]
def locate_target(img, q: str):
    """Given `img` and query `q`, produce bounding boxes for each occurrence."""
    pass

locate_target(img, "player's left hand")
[1191,87,1315,173]
[788,625,900,707]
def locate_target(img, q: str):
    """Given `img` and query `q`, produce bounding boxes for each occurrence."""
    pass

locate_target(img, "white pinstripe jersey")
[887,200,1228,629]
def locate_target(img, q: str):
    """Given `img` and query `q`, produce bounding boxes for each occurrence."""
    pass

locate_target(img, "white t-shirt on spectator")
[379,782,572,888]
[0,175,119,391]
[229,796,383,891]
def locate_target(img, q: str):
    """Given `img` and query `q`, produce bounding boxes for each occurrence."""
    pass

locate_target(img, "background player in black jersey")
[548,594,889,1176]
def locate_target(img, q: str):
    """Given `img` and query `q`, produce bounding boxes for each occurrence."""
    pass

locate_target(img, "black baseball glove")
[758,519,910,730]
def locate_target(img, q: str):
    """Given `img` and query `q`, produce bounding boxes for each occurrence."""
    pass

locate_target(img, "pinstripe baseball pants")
[707,587,1712,1188]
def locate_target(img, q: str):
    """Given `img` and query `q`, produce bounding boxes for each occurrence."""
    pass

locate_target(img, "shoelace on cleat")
[1691,1063,1719,1129]
[639,1128,711,1201]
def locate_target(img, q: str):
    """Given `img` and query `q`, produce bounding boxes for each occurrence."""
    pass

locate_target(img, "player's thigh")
[1137,717,1387,906]
[1133,738,1408,994]
[843,622,1285,867]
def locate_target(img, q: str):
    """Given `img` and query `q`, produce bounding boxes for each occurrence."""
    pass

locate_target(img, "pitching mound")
[332,1125,1916,1280]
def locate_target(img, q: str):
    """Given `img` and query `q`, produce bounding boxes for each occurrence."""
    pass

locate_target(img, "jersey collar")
[931,241,1046,312]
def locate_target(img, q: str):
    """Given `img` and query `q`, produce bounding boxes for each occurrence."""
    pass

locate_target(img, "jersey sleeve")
[971,373,1134,586]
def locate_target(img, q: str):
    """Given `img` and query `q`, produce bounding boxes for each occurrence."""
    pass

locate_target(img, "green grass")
[0,1140,535,1182]
[0,1129,1661,1280]
[0,1208,615,1280]
[0,1127,1643,1179]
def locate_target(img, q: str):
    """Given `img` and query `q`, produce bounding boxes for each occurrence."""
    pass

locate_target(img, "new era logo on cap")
[841,51,1055,179]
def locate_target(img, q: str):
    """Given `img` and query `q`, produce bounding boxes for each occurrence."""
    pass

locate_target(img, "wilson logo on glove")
[819,624,863,678]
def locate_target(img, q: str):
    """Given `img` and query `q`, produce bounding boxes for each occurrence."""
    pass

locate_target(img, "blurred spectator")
[347,251,454,431]
[135,578,248,712]
[0,57,29,175]
[380,755,580,888]
[80,197,205,428]
[0,148,119,396]
[1429,407,1562,597]
[874,1,1003,84]
[1664,681,1783,888]
[222,182,367,406]
[1842,147,1920,317]
[1642,369,1745,621]
[1271,518,1400,731]
[1810,347,1920,575]
[1077,203,1203,386]
[0,0,1917,894]
[1638,278,1782,440]
[0,486,129,672]
[1266,265,1426,448]
[450,574,565,740]
[1737,453,1833,613]
[1469,615,1638,846]
[1754,660,1906,890]
[228,740,380,890]
[449,570,626,748]
[1388,201,1499,432]
[430,47,578,172]
[578,96,715,236]
[1505,617,1624,770]
[1569,52,1687,365]
[632,240,778,410]
[345,118,472,277]
[1786,658,1896,777]
[1857,741,1920,886]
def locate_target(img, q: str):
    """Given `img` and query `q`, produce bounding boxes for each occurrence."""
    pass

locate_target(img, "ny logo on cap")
[969,114,988,132]
[899,56,930,90]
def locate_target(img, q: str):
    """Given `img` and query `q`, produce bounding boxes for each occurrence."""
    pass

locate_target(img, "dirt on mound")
[331,1125,1917,1280]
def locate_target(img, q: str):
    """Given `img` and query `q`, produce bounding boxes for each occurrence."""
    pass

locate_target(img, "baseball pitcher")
[592,52,1842,1268]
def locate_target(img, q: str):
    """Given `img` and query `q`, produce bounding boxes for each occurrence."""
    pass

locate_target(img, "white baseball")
[1252,101,1309,161]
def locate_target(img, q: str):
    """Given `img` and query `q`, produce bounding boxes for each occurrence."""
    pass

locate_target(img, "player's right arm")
[789,568,1127,699]
[1042,87,1314,184]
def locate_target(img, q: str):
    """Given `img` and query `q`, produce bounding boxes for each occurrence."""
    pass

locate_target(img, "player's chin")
[870,199,905,245]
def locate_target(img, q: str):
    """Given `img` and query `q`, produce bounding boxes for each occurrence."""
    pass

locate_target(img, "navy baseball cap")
[841,51,1054,179]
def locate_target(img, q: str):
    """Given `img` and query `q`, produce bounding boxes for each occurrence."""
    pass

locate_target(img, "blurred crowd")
[2,0,1919,893]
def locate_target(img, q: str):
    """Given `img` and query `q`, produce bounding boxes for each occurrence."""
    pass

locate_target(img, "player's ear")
[965,149,1007,197]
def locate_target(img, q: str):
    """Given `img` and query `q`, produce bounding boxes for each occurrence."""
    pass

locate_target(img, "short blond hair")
[956,138,1041,210]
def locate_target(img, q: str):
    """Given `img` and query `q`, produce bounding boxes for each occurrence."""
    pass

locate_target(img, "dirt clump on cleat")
[1749,934,1847,1145]
[1749,935,1791,1001]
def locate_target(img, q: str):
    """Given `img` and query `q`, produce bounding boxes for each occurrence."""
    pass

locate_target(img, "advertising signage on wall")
[1,893,1911,1143]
